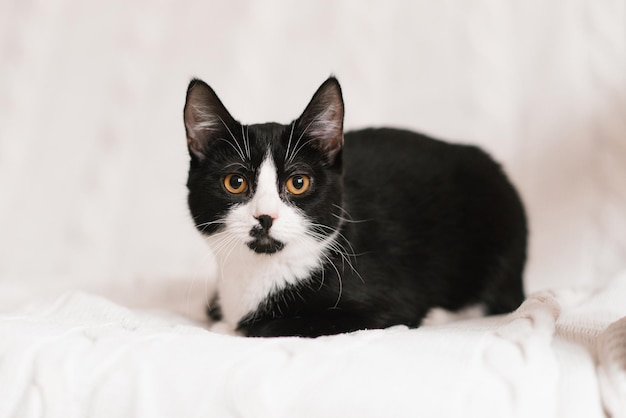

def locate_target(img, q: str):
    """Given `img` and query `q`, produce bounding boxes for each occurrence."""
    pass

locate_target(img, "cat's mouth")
[247,228,285,254]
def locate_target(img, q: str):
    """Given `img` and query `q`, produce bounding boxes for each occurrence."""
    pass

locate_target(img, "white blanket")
[1,273,625,418]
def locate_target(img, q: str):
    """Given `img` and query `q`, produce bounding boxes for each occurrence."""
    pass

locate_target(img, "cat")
[183,76,527,338]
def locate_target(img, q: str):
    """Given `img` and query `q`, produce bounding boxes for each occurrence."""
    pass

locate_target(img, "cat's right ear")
[296,77,344,164]
[183,78,235,161]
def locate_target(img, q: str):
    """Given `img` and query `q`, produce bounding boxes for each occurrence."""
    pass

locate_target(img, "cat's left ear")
[184,78,237,161]
[296,77,344,164]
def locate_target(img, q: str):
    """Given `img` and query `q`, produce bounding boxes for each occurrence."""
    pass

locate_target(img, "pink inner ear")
[308,106,343,160]
[184,105,216,160]
[186,104,220,139]
[186,135,204,159]
[307,105,342,139]
[296,77,345,162]
[184,79,238,160]
[319,133,344,161]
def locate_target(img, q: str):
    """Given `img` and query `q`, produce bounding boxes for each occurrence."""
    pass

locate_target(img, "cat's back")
[344,127,486,176]
[343,127,503,205]
[342,127,524,226]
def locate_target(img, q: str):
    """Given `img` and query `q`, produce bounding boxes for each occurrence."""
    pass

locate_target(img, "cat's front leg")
[206,294,223,321]
[206,295,242,336]
[209,321,240,336]
[238,311,375,338]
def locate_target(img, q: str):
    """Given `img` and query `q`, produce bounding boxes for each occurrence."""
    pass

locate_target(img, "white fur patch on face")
[205,153,337,328]
[251,157,280,218]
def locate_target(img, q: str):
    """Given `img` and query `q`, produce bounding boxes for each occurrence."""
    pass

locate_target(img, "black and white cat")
[183,77,527,337]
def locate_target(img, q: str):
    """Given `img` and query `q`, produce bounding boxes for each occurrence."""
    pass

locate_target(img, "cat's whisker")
[246,125,252,159]
[209,239,231,258]
[287,109,336,165]
[242,124,251,160]
[287,113,325,164]
[241,124,247,159]
[331,205,372,224]
[195,219,226,234]
[308,222,359,258]
[217,138,246,162]
[211,234,239,259]
[284,121,296,163]
[322,236,363,284]
[205,227,236,241]
[195,220,223,228]
[294,286,306,303]
[211,233,241,293]
[317,262,326,291]
[289,138,319,165]
[287,122,309,164]
[326,241,363,284]
[332,203,350,215]
[216,115,247,162]
[305,224,364,285]
[219,240,239,281]
[207,234,240,270]
[216,229,244,261]
[331,213,372,224]
[319,251,343,308]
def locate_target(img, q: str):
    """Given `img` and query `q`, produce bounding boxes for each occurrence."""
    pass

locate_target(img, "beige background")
[1,0,625,300]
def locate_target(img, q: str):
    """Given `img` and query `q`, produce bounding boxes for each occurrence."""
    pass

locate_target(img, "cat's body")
[184,77,527,337]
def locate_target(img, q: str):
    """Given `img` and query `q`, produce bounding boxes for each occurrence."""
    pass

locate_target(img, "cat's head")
[184,77,344,257]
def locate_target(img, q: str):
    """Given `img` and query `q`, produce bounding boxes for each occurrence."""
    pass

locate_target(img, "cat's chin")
[246,237,286,255]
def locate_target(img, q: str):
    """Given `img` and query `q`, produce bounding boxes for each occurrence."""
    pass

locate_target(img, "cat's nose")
[256,214,274,231]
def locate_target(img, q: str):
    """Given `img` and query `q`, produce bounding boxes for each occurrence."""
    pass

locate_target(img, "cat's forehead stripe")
[252,152,280,218]
[257,151,277,187]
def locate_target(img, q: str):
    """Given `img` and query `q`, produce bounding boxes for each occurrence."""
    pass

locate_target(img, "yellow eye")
[223,174,248,194]
[286,175,311,195]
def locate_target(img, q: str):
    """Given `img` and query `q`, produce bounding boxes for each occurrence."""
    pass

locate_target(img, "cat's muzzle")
[247,226,285,254]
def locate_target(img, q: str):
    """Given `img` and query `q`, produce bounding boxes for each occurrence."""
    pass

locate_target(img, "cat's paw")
[422,304,486,326]
[209,321,238,336]
[206,296,223,321]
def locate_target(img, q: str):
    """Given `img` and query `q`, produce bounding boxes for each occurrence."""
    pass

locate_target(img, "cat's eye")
[223,174,248,194]
[286,175,311,195]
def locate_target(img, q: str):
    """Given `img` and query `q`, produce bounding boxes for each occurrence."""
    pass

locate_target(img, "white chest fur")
[209,235,331,326]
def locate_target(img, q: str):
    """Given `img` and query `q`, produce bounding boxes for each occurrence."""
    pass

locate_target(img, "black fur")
[184,77,527,337]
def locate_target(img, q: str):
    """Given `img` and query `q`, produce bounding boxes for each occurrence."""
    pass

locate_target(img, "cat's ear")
[296,77,344,163]
[183,78,236,161]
